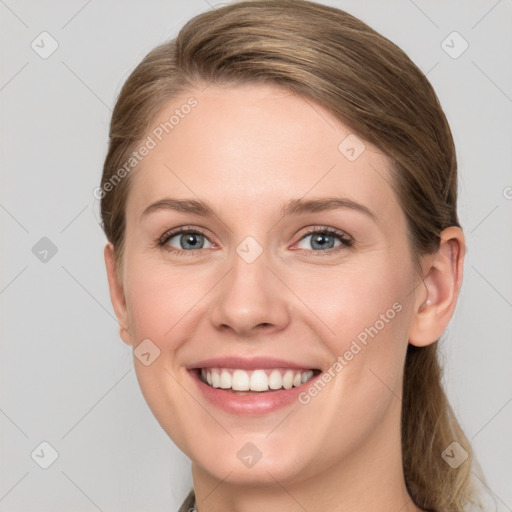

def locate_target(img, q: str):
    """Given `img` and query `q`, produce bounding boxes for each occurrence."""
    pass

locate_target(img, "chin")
[190,437,318,487]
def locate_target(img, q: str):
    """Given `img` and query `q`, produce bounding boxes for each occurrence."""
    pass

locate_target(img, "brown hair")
[100,0,482,509]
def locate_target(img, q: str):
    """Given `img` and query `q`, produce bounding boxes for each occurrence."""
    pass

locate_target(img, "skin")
[104,83,465,512]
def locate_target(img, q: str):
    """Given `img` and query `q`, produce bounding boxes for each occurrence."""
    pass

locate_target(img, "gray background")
[1,0,511,510]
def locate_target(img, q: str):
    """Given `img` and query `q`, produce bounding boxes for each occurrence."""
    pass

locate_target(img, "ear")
[104,242,131,346]
[409,226,465,347]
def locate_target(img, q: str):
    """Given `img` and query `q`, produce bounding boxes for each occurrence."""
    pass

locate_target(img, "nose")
[209,249,291,338]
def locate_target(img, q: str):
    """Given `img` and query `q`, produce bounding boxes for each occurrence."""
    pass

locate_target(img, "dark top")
[178,489,196,512]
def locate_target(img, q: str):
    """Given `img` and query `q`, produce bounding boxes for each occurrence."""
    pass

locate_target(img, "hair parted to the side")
[100,0,484,509]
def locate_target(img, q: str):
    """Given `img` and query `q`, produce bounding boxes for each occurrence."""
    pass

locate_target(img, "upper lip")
[187,356,319,371]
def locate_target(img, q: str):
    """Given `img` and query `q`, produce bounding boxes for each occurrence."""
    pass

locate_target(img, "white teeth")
[219,370,232,389]
[250,369,269,391]
[200,367,316,391]
[211,370,220,388]
[268,369,282,390]
[232,369,250,391]
[282,370,294,389]
[301,370,313,383]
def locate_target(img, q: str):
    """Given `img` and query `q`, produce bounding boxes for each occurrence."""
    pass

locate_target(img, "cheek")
[293,256,412,405]
[284,264,412,469]
[296,255,410,347]
[123,257,212,342]
[121,258,212,448]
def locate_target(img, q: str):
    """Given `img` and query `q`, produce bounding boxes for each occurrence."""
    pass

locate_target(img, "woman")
[99,0,484,510]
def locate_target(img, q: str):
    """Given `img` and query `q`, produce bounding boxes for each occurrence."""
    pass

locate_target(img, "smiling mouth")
[194,367,321,393]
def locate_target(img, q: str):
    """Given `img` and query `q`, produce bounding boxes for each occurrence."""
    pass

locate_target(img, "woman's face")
[108,83,425,487]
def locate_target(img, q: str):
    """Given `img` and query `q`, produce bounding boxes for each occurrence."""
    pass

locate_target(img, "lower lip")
[189,369,320,416]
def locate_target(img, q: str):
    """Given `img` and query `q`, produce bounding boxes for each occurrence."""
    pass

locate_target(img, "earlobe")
[104,243,132,346]
[408,227,465,347]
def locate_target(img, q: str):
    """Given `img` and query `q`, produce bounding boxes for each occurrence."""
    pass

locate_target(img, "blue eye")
[296,228,352,253]
[160,229,214,253]
[157,226,352,257]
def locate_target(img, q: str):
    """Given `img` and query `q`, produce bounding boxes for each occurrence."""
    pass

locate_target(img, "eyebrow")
[140,197,376,221]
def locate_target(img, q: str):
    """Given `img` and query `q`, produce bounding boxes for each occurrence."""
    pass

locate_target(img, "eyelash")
[156,226,354,257]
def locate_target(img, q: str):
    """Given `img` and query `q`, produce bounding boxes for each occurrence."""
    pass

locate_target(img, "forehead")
[125,83,401,224]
